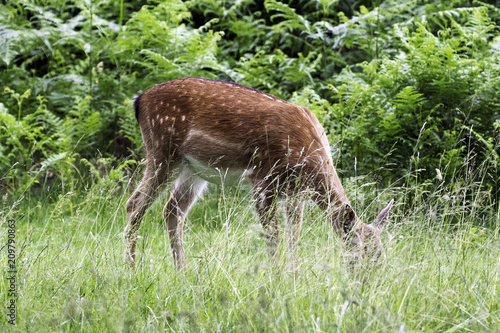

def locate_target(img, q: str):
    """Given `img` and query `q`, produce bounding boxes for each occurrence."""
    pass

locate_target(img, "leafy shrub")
[0,0,498,200]
[0,0,226,194]
[324,10,499,190]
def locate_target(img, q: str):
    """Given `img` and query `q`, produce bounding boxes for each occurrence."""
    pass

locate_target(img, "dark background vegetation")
[1,0,499,203]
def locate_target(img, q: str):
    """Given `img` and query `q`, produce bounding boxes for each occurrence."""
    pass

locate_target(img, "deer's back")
[135,78,332,180]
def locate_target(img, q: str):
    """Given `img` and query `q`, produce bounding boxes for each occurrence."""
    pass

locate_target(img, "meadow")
[2,162,499,331]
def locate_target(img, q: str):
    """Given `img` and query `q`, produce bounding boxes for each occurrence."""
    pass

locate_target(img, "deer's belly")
[184,155,253,187]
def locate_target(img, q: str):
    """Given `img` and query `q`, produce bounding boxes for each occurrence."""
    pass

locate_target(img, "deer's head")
[340,199,394,264]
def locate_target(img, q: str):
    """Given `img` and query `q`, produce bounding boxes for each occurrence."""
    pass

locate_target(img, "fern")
[40,152,68,172]
[394,86,427,110]
[1,0,499,196]
[265,0,310,32]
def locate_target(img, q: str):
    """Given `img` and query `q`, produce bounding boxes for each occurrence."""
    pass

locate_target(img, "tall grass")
[1,160,499,332]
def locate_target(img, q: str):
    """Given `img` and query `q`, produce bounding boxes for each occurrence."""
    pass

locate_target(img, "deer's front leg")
[286,199,305,274]
[163,168,207,270]
[254,185,280,265]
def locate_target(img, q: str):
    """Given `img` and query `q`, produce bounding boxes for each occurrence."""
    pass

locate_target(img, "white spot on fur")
[264,95,274,100]
[161,101,163,105]
[156,114,159,119]
[173,105,176,111]
[298,106,310,119]
[181,115,185,121]
[160,118,163,124]
[165,116,169,121]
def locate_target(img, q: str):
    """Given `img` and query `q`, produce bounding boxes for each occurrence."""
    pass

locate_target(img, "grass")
[1,171,499,332]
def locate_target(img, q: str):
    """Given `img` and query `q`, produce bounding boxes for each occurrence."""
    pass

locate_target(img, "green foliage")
[0,0,499,200]
[112,0,225,85]
[0,0,226,194]
[324,11,499,191]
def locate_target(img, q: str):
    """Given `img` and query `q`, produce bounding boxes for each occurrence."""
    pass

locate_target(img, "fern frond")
[394,86,427,109]
[40,152,68,172]
[264,0,310,31]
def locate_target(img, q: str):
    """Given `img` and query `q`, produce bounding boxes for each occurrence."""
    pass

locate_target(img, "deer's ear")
[341,203,357,235]
[372,199,394,230]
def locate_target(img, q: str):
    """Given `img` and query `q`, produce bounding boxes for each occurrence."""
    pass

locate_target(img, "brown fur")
[125,77,393,270]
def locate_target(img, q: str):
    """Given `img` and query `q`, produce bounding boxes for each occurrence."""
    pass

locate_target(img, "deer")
[125,77,394,271]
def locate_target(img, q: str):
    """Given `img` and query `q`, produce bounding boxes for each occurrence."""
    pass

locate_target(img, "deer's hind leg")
[125,161,176,266]
[163,167,208,270]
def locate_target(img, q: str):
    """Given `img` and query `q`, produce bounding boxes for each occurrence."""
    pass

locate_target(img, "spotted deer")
[125,77,394,270]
